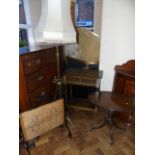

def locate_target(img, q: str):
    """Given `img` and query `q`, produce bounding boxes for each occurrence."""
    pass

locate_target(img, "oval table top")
[88,91,134,112]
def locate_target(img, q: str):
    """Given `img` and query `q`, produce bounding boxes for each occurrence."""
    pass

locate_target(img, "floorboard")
[20,106,134,155]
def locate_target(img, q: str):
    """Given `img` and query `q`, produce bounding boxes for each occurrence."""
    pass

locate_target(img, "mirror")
[64,0,103,69]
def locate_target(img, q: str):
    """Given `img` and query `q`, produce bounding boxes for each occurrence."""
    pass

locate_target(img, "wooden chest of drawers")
[19,46,63,112]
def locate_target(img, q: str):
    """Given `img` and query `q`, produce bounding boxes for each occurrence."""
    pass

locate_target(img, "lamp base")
[53,76,65,99]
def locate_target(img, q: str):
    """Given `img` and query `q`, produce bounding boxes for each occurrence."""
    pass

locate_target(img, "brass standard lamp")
[34,0,76,98]
[32,0,77,137]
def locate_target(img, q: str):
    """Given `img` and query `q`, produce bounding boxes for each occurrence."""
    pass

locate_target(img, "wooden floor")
[20,106,135,155]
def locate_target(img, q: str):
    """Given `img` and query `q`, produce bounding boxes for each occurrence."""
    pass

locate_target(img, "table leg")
[89,117,107,131]
[108,110,114,144]
[70,85,73,102]
[113,121,126,131]
[64,118,72,138]
[109,124,114,144]
[89,109,127,144]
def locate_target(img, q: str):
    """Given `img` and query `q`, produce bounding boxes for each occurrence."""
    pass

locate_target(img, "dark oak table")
[88,91,134,144]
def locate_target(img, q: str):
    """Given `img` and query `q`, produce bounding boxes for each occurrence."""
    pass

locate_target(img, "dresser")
[19,46,63,112]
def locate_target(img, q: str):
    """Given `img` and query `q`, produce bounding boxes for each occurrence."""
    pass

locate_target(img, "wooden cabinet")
[113,72,135,97]
[19,46,63,112]
[113,60,135,126]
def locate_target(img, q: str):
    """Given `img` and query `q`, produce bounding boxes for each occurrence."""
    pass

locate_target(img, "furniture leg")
[113,121,126,131]
[108,110,114,144]
[109,124,114,144]
[89,117,106,131]
[70,84,73,102]
[20,124,35,155]
[24,143,31,155]
[64,118,72,138]
[22,139,36,155]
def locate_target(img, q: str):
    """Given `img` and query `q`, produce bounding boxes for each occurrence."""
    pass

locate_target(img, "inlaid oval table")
[88,91,134,144]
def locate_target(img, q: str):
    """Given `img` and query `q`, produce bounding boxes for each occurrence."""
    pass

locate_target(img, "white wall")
[94,0,103,36]
[99,0,135,91]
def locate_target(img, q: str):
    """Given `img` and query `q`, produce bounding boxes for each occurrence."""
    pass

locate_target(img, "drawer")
[26,64,57,92]
[22,50,57,75]
[65,76,100,87]
[81,77,99,87]
[28,82,56,108]
[65,76,81,84]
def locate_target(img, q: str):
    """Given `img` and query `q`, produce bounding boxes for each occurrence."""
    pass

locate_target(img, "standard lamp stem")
[56,45,60,79]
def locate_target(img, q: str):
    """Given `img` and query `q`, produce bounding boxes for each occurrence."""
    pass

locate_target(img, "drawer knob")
[36,91,50,102]
[38,75,44,81]
[36,59,41,64]
[40,91,46,96]
[27,62,31,67]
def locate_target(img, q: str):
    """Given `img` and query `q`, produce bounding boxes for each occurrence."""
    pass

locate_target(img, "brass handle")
[40,91,46,96]
[27,62,31,67]
[36,91,46,101]
[37,75,44,81]
[36,91,50,102]
[36,59,41,64]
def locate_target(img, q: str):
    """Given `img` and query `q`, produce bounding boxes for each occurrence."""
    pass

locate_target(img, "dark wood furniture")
[113,60,135,126]
[64,68,103,110]
[113,60,135,96]
[64,68,103,87]
[88,91,134,144]
[19,46,63,112]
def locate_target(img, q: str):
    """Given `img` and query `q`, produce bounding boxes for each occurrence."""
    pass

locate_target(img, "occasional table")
[88,91,134,144]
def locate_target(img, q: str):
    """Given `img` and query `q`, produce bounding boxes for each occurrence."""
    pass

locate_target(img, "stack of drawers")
[19,47,63,112]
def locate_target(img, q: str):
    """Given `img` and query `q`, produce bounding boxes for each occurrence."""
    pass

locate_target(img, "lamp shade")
[35,0,76,44]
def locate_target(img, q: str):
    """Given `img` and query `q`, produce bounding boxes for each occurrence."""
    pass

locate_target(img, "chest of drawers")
[19,46,63,112]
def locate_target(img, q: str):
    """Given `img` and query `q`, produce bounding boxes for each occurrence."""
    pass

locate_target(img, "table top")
[88,91,134,112]
[64,68,103,78]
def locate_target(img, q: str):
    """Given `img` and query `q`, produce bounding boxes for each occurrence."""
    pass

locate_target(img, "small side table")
[64,68,103,111]
[88,91,134,144]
